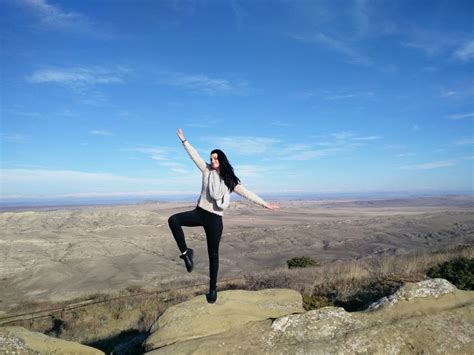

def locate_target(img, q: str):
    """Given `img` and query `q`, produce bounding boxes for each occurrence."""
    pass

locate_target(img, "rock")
[0,326,104,354]
[144,280,474,354]
[143,288,305,352]
[367,278,458,310]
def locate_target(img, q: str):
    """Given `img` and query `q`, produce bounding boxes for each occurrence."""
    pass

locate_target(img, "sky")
[1,0,473,204]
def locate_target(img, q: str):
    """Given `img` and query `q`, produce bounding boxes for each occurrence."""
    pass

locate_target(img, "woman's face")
[210,153,220,170]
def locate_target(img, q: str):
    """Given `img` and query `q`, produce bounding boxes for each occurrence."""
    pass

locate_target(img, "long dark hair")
[211,149,240,192]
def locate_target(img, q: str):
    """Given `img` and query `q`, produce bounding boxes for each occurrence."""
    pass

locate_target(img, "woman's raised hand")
[177,128,186,142]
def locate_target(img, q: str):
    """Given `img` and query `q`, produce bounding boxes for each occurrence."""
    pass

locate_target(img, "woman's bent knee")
[168,215,177,227]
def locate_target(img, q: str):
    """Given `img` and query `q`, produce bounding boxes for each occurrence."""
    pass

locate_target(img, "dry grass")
[242,244,474,306]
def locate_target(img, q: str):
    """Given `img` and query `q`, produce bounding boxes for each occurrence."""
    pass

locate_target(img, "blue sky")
[1,0,473,203]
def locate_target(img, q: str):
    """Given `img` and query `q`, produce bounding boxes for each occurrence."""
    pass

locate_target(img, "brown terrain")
[0,195,473,314]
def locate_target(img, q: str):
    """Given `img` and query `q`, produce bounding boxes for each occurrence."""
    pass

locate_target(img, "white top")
[182,140,270,216]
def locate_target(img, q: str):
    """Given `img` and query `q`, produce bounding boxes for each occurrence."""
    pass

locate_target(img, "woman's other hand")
[177,128,186,142]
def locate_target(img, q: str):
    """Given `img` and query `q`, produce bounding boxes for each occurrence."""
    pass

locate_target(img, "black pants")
[168,206,223,290]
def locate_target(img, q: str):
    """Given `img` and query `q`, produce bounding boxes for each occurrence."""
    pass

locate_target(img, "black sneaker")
[206,288,217,304]
[179,248,194,272]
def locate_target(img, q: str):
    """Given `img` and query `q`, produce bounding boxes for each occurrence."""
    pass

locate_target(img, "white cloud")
[22,0,113,38]
[210,136,280,154]
[290,31,372,66]
[230,0,246,32]
[331,132,354,140]
[23,0,87,26]
[454,40,474,61]
[89,130,114,136]
[400,27,457,57]
[352,135,381,141]
[277,147,340,161]
[27,66,129,88]
[159,162,188,174]
[384,144,407,149]
[293,89,375,101]
[271,120,293,127]
[59,109,80,117]
[447,112,474,120]
[2,168,152,184]
[439,88,458,98]
[453,137,474,146]
[5,109,41,117]
[396,153,415,158]
[157,71,250,95]
[129,147,172,161]
[400,159,457,170]
[354,0,369,36]
[0,133,29,143]
[0,168,199,199]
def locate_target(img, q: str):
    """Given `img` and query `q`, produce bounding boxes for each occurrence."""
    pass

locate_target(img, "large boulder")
[0,326,104,354]
[367,278,458,310]
[144,280,474,354]
[143,288,305,352]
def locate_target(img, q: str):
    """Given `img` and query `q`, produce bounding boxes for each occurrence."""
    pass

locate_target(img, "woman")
[168,128,280,304]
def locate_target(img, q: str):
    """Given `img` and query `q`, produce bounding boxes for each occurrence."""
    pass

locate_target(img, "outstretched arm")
[177,128,207,173]
[233,184,280,210]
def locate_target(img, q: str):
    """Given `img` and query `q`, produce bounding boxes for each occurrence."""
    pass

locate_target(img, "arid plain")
[1,195,473,314]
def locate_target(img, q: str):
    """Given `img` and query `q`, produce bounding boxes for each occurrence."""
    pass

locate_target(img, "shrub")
[427,257,474,290]
[287,256,319,269]
[302,294,334,311]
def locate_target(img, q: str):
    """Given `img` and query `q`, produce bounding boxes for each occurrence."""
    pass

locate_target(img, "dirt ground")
[0,195,473,313]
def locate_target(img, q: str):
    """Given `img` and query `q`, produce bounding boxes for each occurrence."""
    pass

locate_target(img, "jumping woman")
[168,128,280,303]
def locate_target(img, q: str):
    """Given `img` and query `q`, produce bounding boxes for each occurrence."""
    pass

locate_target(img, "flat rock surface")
[145,281,474,354]
[143,288,304,351]
[0,326,104,354]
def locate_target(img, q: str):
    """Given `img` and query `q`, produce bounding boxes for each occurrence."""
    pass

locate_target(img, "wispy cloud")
[277,145,341,161]
[230,0,246,32]
[157,71,250,95]
[23,0,88,27]
[354,0,369,36]
[400,156,472,170]
[400,160,456,170]
[396,152,415,158]
[128,146,193,175]
[129,147,172,161]
[454,40,474,62]
[447,112,474,120]
[185,117,222,128]
[5,109,41,117]
[274,131,379,161]
[289,31,372,66]
[159,162,188,174]
[2,168,155,184]
[0,133,30,143]
[89,130,114,136]
[210,136,280,154]
[453,137,474,146]
[400,28,474,64]
[439,88,458,98]
[293,88,375,101]
[400,27,459,58]
[384,144,407,150]
[412,124,421,131]
[22,0,113,38]
[0,168,196,199]
[26,66,130,89]
[271,120,293,127]
[353,135,382,141]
